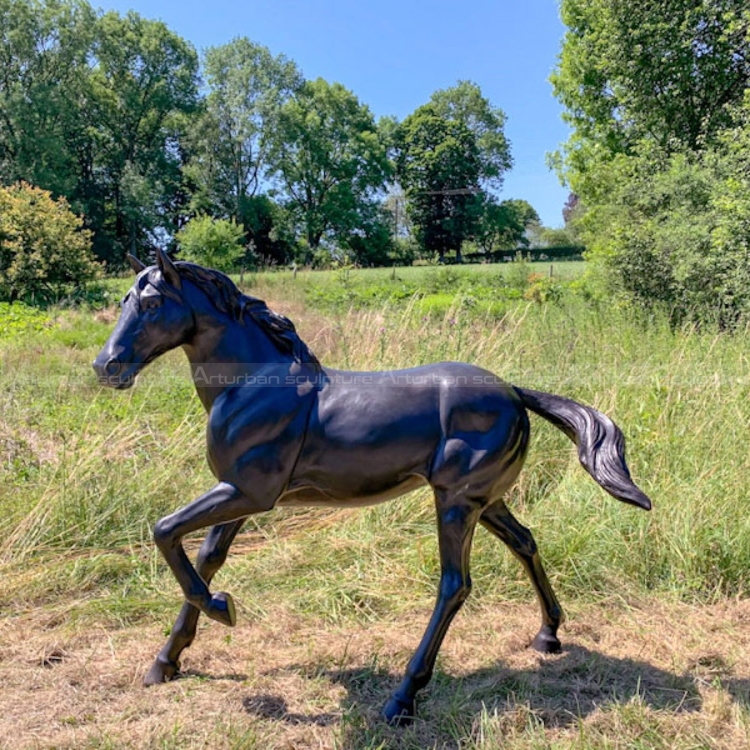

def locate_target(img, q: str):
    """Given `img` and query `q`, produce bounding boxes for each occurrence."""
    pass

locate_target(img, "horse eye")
[143,296,162,311]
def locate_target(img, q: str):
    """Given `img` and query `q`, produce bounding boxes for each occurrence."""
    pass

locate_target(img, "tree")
[0,182,100,301]
[238,194,294,266]
[339,201,394,266]
[551,0,750,184]
[175,216,245,272]
[429,81,512,188]
[80,10,199,265]
[186,38,302,227]
[552,1,750,325]
[268,78,392,253]
[0,2,200,268]
[394,84,512,261]
[0,0,96,195]
[395,105,482,261]
[474,197,540,253]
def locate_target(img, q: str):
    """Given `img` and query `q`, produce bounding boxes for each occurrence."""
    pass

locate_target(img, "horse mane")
[170,262,321,370]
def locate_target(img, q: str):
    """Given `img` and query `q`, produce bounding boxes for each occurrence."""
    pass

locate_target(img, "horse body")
[284,362,527,507]
[93,250,651,725]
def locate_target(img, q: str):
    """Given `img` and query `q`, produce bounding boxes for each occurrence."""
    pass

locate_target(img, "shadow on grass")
[240,643,748,749]
[241,694,339,727]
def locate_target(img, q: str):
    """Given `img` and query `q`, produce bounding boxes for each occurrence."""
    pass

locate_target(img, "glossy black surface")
[93,250,652,724]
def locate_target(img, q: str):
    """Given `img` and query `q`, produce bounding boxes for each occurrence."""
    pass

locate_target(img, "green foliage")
[237,194,295,266]
[553,1,750,326]
[185,36,302,265]
[0,0,200,267]
[338,202,395,267]
[85,10,199,265]
[535,226,577,248]
[0,0,95,196]
[395,104,482,261]
[394,82,513,261]
[578,129,750,327]
[552,0,750,160]
[268,79,392,260]
[474,197,540,253]
[0,182,101,302]
[428,80,512,188]
[175,215,246,272]
[0,5,527,277]
[0,300,52,338]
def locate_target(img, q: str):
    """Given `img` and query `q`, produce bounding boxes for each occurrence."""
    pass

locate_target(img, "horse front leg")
[144,518,246,685]
[152,481,265,628]
[383,492,481,725]
[480,500,565,653]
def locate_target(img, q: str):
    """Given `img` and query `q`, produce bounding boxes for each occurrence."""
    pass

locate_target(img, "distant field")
[273,259,587,284]
[242,259,587,317]
[248,259,586,292]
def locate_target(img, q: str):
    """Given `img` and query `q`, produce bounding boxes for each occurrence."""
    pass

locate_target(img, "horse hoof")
[143,657,179,686]
[530,628,562,654]
[382,695,416,726]
[207,591,236,627]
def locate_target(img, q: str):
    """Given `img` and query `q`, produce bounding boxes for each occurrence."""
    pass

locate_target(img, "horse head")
[93,248,195,389]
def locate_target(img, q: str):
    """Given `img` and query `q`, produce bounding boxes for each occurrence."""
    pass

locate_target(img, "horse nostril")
[105,358,121,377]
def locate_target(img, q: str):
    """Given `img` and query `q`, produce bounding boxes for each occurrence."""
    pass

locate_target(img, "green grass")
[241,260,584,315]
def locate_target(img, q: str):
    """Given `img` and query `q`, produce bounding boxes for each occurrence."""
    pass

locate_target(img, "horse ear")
[156,248,181,289]
[127,254,146,274]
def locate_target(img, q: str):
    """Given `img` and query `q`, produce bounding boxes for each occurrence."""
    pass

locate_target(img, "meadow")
[3,260,750,748]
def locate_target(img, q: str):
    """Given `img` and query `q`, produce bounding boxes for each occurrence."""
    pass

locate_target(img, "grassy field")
[243,260,586,317]
[3,261,750,748]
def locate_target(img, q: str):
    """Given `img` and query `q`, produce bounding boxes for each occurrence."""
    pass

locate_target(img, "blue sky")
[98,0,572,227]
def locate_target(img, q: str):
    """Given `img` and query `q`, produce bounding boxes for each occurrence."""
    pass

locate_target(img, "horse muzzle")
[92,354,136,389]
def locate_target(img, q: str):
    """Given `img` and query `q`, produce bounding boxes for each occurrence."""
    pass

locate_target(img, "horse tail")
[513,386,652,511]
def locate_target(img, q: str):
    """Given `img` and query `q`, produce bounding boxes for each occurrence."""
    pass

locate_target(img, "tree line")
[552,0,750,326]
[0,0,557,287]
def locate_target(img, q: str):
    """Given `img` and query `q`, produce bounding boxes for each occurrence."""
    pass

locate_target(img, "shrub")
[175,216,247,272]
[578,99,750,329]
[0,182,101,303]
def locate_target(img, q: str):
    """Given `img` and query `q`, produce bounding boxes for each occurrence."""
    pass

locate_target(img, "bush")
[576,95,750,328]
[0,183,101,303]
[175,216,247,272]
[580,146,748,327]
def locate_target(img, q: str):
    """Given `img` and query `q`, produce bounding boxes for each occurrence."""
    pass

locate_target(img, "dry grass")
[2,588,750,749]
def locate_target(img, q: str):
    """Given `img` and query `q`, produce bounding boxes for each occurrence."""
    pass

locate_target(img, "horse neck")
[183,310,291,411]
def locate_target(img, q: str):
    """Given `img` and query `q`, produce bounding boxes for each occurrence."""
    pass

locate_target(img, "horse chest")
[205,386,313,490]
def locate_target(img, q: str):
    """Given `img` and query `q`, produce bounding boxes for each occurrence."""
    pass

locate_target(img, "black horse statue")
[93,249,651,724]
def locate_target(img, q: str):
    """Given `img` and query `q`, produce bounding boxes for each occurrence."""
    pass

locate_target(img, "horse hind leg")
[144,518,246,686]
[480,500,565,653]
[383,489,482,725]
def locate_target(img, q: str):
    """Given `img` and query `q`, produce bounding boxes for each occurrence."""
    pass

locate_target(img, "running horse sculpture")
[93,249,652,724]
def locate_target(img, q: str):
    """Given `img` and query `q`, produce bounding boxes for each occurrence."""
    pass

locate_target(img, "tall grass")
[1,270,750,622]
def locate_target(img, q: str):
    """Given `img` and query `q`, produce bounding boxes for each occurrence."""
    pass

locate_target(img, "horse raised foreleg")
[383,492,481,725]
[480,500,565,653]
[152,481,262,628]
[144,518,246,686]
